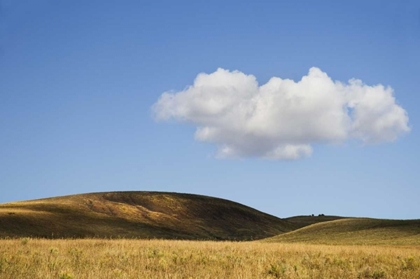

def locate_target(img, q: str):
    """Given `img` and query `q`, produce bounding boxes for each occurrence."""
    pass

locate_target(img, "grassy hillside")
[265,218,420,245]
[0,191,296,240]
[285,215,347,229]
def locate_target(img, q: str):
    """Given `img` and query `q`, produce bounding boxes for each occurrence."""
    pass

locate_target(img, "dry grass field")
[0,238,419,279]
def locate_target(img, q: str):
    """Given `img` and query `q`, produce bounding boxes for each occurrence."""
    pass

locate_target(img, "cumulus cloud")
[152,67,410,160]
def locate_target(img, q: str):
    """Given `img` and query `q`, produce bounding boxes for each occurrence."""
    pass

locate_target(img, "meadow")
[0,238,419,279]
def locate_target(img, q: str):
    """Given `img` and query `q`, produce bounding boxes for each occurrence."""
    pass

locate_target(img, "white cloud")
[152,67,410,160]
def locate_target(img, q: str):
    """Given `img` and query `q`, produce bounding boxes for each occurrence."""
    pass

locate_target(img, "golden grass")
[0,239,419,278]
[265,218,420,246]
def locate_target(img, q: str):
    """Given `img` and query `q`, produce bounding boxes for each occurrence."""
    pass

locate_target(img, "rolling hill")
[0,191,297,240]
[284,215,347,228]
[2,191,419,244]
[264,218,420,245]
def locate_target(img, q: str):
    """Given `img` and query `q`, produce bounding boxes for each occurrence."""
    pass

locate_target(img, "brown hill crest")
[0,191,296,240]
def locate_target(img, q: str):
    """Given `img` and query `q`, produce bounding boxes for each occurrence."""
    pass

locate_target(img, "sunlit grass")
[0,238,419,278]
[265,218,420,245]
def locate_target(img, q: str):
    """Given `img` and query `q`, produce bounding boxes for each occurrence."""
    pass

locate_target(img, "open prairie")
[0,238,419,279]
[1,192,420,278]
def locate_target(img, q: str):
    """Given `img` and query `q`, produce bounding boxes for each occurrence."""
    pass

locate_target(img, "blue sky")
[1,0,419,219]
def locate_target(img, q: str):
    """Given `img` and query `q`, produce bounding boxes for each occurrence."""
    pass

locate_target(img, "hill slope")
[285,215,347,229]
[0,191,296,240]
[264,218,420,245]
